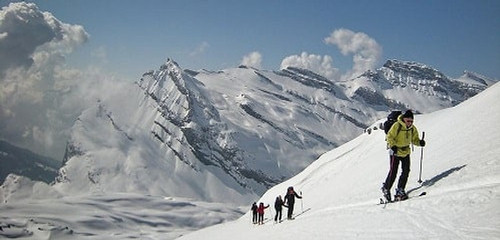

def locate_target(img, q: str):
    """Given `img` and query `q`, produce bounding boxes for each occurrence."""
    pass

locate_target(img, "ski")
[291,207,311,218]
[378,191,426,205]
[262,218,273,224]
[277,207,312,223]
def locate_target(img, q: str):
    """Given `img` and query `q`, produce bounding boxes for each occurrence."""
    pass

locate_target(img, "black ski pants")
[258,213,264,224]
[274,207,282,221]
[287,203,294,219]
[384,154,410,190]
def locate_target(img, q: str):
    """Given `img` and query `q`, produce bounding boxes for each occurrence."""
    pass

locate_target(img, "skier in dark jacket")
[274,195,286,222]
[283,186,302,219]
[251,202,258,224]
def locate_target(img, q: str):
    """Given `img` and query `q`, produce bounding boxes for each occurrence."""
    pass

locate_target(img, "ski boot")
[394,188,408,201]
[381,184,392,203]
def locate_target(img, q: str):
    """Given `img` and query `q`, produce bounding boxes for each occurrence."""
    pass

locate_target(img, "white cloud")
[189,41,210,57]
[280,52,340,80]
[0,2,88,75]
[279,29,381,81]
[0,2,116,159]
[324,28,382,79]
[240,51,262,68]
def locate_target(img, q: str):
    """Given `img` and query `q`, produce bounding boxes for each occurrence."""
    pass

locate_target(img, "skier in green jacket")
[382,110,426,201]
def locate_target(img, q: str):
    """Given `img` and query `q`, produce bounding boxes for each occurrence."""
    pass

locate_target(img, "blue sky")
[17,0,500,80]
[0,0,498,159]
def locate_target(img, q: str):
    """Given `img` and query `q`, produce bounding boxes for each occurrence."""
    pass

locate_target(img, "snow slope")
[178,82,500,239]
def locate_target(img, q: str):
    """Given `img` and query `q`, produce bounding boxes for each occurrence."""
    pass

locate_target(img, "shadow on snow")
[407,164,467,195]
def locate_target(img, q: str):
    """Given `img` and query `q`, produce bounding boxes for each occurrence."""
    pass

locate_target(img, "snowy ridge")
[178,82,500,240]
[456,70,496,86]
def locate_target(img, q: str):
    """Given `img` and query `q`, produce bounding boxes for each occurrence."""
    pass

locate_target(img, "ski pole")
[269,206,273,223]
[300,191,303,213]
[418,132,425,184]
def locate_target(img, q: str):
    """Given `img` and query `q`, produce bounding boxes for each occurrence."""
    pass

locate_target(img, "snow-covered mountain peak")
[383,59,446,80]
[457,70,497,86]
[138,59,192,126]
[345,59,493,113]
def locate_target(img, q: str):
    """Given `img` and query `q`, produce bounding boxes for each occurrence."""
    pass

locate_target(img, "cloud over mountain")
[0,2,88,75]
[280,28,382,81]
[280,52,340,80]
[241,51,262,69]
[0,2,110,159]
[324,28,382,79]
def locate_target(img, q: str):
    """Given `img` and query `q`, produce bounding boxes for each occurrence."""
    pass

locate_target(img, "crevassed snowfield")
[179,83,500,239]
[1,83,499,239]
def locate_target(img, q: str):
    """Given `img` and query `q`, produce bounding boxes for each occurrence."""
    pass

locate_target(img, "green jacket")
[387,115,422,157]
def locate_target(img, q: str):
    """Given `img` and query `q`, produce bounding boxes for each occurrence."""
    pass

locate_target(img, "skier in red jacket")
[257,202,269,225]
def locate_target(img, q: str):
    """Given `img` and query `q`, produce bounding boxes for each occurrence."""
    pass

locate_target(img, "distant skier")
[251,202,258,224]
[381,110,426,201]
[283,186,302,219]
[274,195,286,222]
[257,202,270,225]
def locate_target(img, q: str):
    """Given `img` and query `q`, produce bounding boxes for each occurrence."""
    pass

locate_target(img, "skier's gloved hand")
[420,139,426,147]
[390,146,397,156]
